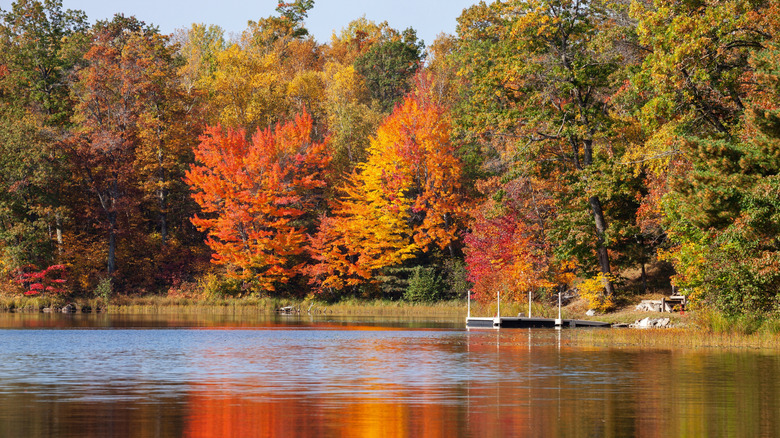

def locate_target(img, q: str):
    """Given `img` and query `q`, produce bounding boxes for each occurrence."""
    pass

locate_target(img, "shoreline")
[2,294,780,350]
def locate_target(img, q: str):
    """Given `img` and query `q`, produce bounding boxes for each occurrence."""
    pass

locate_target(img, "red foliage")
[14,265,68,296]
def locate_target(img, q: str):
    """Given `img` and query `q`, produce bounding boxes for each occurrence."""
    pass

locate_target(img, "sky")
[5,0,479,46]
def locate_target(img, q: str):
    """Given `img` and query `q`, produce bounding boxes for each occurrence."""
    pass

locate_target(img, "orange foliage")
[306,91,463,291]
[185,111,330,292]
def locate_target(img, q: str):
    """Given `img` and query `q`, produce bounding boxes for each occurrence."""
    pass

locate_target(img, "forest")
[0,0,779,315]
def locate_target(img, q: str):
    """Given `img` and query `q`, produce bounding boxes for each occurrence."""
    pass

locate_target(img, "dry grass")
[569,327,780,350]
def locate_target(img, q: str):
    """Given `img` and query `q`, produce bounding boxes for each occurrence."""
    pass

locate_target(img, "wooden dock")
[466,316,612,329]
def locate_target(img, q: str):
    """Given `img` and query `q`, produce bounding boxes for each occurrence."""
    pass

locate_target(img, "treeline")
[0,0,778,315]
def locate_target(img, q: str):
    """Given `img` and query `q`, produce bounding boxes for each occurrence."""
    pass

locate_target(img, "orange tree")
[186,111,330,294]
[306,88,463,295]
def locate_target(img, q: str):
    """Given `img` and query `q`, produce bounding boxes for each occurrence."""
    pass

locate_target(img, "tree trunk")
[159,187,168,246]
[588,195,615,297]
[55,213,63,259]
[107,210,117,275]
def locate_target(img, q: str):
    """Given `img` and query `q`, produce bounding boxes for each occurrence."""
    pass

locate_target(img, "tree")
[0,0,88,125]
[69,15,166,276]
[306,90,463,293]
[173,23,226,95]
[464,178,560,304]
[322,62,383,175]
[0,0,88,272]
[454,0,644,302]
[354,27,426,112]
[186,111,330,293]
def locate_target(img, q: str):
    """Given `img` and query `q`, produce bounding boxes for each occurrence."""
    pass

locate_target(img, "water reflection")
[0,315,778,437]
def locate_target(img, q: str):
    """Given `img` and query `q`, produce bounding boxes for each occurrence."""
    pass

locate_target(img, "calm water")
[0,313,778,437]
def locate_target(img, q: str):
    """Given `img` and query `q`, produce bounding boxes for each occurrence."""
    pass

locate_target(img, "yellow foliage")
[205,44,286,131]
[578,273,617,313]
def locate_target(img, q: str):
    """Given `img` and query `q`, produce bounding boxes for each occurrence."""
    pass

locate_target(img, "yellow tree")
[322,62,383,176]
[306,86,463,292]
[203,44,285,133]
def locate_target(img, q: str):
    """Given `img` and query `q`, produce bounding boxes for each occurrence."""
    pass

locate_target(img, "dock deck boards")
[466,316,611,329]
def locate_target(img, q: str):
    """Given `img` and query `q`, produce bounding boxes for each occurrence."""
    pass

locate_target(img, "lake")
[0,313,777,437]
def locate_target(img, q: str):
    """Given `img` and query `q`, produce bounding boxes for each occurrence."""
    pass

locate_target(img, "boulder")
[630,317,672,328]
[635,300,663,312]
[61,304,76,313]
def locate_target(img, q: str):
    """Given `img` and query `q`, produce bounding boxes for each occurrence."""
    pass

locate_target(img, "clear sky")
[7,0,478,46]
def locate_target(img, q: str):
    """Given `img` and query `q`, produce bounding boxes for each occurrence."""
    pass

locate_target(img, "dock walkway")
[466,316,611,329]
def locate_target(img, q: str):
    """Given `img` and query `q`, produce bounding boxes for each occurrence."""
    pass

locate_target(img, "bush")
[198,274,242,299]
[404,266,443,302]
[95,277,113,302]
[577,273,616,313]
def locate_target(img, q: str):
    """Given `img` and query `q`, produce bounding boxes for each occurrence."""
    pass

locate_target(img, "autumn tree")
[186,111,330,293]
[306,89,463,293]
[324,18,401,65]
[464,178,562,304]
[0,0,88,273]
[174,23,226,95]
[631,0,780,313]
[454,0,646,303]
[69,15,198,285]
[322,62,383,176]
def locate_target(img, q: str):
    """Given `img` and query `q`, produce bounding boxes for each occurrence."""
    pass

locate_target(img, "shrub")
[577,273,616,313]
[404,266,443,302]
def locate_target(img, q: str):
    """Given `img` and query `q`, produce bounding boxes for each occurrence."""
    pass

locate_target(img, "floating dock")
[466,316,612,329]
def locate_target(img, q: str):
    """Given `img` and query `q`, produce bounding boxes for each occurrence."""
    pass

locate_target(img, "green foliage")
[404,266,443,303]
[442,258,471,300]
[95,277,112,302]
[354,28,425,112]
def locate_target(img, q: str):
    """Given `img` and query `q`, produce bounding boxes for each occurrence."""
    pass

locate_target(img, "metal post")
[467,289,471,318]
[528,290,532,318]
[555,290,562,328]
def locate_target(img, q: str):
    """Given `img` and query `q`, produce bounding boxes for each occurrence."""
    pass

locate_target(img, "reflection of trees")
[4,331,780,437]
[183,385,463,437]
[0,384,187,437]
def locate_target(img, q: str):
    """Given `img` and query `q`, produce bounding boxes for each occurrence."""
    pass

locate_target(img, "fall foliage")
[186,111,330,293]
[1,0,780,315]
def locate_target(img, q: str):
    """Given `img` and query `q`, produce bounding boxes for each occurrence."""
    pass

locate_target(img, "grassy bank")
[0,294,469,317]
[3,293,780,350]
[570,326,780,350]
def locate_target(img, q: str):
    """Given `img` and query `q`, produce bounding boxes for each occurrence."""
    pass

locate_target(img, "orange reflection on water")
[183,384,471,437]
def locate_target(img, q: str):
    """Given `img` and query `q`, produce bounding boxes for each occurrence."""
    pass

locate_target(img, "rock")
[635,300,663,312]
[586,309,596,316]
[61,304,76,313]
[81,305,92,313]
[630,317,673,328]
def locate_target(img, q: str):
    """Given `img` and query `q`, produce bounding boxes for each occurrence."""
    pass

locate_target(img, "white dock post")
[467,289,471,318]
[528,290,532,318]
[497,288,501,318]
[555,290,563,328]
